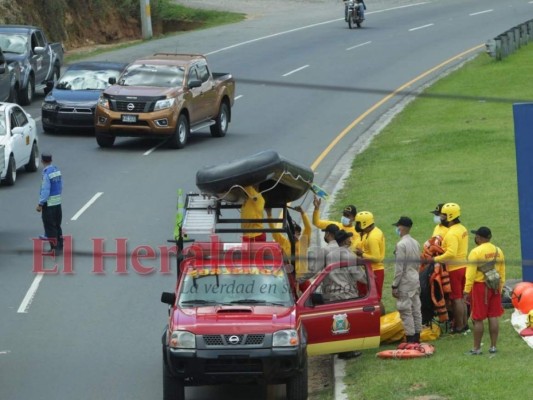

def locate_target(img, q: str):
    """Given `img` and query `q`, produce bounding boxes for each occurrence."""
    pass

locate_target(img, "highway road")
[1,0,532,398]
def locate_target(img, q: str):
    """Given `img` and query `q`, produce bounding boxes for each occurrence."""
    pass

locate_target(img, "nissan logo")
[228,335,240,345]
[127,103,135,111]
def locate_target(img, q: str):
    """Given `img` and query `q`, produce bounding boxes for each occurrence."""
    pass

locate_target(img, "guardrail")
[486,20,533,60]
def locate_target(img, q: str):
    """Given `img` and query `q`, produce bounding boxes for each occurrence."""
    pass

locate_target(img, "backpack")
[478,248,500,291]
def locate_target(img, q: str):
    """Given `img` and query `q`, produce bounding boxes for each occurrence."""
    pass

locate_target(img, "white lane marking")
[346,41,372,51]
[71,192,103,221]
[143,141,166,156]
[234,95,243,100]
[282,65,309,77]
[0,350,11,355]
[470,9,493,16]
[17,273,44,313]
[205,3,428,56]
[409,23,434,32]
[34,116,41,122]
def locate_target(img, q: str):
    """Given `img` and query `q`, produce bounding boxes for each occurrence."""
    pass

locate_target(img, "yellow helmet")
[441,203,461,221]
[355,211,374,229]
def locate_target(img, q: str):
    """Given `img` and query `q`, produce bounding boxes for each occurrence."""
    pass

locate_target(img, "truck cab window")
[197,64,209,83]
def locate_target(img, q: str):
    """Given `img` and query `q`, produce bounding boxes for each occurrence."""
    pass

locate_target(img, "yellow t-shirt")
[241,186,265,238]
[432,224,449,240]
[465,242,506,293]
[434,223,468,271]
[360,226,385,271]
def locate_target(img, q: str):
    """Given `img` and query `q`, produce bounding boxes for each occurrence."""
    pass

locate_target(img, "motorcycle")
[345,0,364,29]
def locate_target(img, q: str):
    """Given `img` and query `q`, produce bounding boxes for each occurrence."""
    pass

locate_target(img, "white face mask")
[341,216,351,226]
[395,227,401,236]
[433,215,441,224]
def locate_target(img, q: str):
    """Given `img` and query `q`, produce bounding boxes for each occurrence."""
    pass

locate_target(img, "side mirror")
[108,77,116,85]
[161,292,176,305]
[310,292,325,306]
[33,46,45,54]
[188,79,201,89]
[12,127,24,135]
[44,80,54,95]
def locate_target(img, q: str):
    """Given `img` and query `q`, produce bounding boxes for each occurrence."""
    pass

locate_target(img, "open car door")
[296,261,381,356]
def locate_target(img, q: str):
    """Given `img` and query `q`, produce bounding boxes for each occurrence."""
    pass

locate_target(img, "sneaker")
[465,348,482,355]
[489,346,497,354]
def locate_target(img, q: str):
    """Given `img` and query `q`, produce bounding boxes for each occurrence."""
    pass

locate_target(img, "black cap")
[471,227,492,239]
[41,153,52,162]
[334,229,353,244]
[343,205,357,217]
[322,224,340,234]
[430,203,445,215]
[393,216,413,227]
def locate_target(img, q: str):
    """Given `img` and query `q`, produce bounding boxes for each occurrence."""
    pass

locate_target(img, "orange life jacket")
[421,236,450,322]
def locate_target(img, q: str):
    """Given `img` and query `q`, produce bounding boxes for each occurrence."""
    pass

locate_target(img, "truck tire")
[8,83,18,104]
[210,101,229,138]
[168,114,188,149]
[19,74,34,106]
[4,155,16,186]
[96,134,116,148]
[286,356,308,400]
[163,359,185,400]
[25,142,39,172]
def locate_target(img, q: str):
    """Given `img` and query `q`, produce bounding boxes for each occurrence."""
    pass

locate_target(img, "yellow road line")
[310,44,485,171]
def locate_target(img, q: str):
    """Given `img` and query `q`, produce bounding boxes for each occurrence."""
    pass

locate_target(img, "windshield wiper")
[179,299,217,305]
[229,299,287,306]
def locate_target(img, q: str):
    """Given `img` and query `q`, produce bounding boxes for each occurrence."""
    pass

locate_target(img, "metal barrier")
[486,20,533,60]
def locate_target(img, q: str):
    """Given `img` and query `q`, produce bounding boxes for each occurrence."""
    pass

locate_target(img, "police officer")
[36,153,63,251]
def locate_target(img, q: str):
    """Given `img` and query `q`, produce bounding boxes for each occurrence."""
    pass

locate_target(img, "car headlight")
[273,329,299,347]
[42,102,57,111]
[169,330,195,349]
[154,98,175,111]
[97,95,110,109]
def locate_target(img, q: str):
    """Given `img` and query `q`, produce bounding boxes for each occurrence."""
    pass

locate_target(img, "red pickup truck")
[161,204,381,400]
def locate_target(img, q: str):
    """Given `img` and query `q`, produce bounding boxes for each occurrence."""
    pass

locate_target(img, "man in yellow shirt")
[432,203,468,333]
[354,211,385,314]
[312,196,360,250]
[463,226,505,355]
[241,185,265,242]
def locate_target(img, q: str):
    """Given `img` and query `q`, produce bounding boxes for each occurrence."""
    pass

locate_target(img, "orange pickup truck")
[94,53,235,148]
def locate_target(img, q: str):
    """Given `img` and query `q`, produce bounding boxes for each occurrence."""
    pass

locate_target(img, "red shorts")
[374,269,384,301]
[242,233,266,242]
[448,268,466,300]
[470,282,504,320]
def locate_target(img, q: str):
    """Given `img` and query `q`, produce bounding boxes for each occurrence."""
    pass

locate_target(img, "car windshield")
[178,266,294,307]
[0,113,5,135]
[119,64,185,88]
[55,68,123,90]
[0,34,28,54]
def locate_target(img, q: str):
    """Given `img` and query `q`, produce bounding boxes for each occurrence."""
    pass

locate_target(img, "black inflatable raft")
[195,150,314,205]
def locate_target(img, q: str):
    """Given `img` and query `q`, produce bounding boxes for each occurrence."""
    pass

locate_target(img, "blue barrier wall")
[513,103,533,282]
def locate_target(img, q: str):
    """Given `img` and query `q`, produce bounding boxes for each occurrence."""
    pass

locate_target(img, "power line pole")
[140,0,153,40]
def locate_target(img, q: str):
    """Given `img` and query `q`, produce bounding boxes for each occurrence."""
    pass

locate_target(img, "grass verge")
[328,43,533,400]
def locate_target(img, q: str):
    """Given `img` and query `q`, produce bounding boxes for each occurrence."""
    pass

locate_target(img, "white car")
[0,102,39,185]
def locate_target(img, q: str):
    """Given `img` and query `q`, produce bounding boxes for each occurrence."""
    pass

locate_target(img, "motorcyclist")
[344,0,366,22]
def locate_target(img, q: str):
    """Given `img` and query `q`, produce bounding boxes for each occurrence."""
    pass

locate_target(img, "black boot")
[413,332,420,343]
[406,335,415,343]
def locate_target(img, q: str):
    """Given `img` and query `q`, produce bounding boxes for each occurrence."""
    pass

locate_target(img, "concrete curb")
[333,355,348,400]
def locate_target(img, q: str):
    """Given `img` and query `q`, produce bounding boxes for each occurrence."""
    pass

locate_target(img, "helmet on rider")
[355,211,374,230]
[440,203,461,222]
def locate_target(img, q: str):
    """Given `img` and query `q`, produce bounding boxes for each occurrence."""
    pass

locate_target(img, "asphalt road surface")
[1,0,532,399]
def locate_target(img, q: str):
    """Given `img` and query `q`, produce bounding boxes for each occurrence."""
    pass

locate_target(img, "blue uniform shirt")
[39,165,62,206]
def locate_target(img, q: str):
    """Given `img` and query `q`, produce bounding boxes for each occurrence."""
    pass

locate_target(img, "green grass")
[327,43,533,400]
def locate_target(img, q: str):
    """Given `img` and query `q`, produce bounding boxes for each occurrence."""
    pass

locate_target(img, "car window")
[188,66,199,84]
[197,64,210,83]
[0,112,6,135]
[0,34,27,54]
[10,112,18,129]
[13,107,28,127]
[35,31,46,47]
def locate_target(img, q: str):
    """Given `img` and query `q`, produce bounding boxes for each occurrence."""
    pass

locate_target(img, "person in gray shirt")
[391,216,422,343]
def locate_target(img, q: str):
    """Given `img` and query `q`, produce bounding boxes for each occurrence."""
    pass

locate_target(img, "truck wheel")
[168,114,188,149]
[4,155,16,186]
[163,359,185,400]
[25,142,39,172]
[96,134,115,148]
[8,84,18,104]
[286,357,308,400]
[210,101,229,138]
[19,75,34,106]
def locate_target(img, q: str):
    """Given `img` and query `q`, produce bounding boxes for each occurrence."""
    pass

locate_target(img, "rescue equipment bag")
[478,248,500,291]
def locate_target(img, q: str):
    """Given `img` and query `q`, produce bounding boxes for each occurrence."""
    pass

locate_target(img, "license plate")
[121,114,137,123]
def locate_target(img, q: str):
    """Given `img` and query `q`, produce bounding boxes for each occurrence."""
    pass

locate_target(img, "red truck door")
[296,262,381,356]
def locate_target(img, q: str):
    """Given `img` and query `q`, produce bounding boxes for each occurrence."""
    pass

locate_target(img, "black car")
[41,61,127,133]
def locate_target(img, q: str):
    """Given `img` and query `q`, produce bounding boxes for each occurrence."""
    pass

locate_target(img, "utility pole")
[140,0,153,40]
